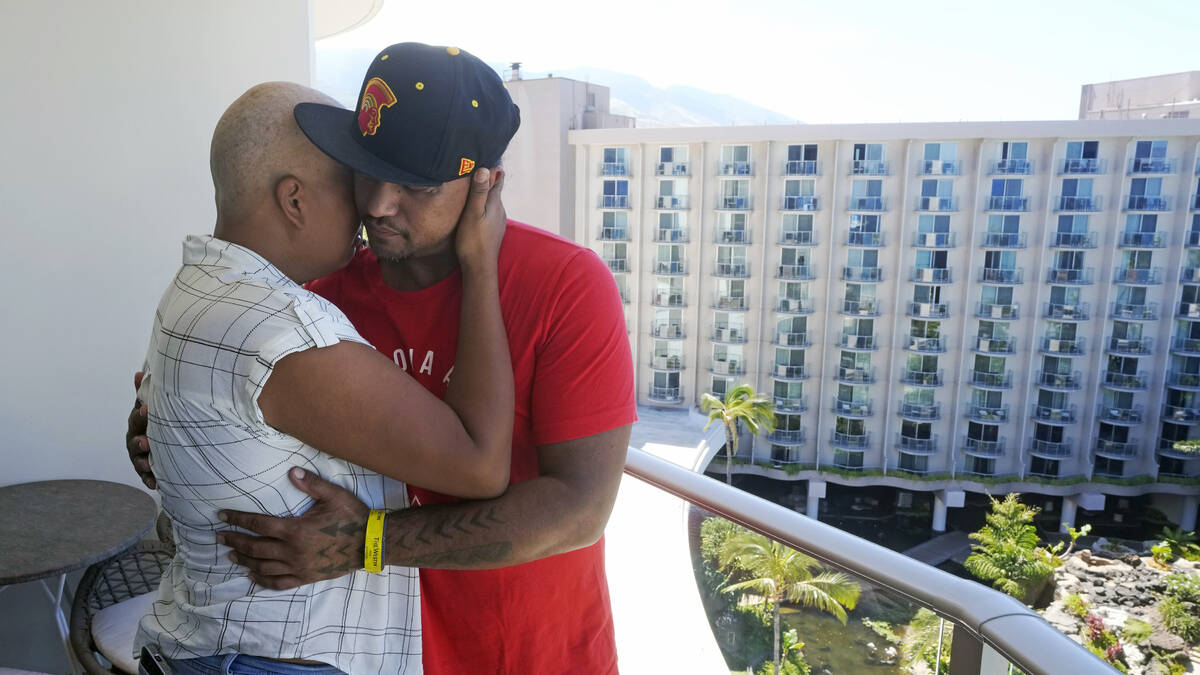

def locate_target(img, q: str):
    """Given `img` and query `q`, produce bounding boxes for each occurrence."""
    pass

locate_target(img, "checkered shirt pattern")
[135,236,421,674]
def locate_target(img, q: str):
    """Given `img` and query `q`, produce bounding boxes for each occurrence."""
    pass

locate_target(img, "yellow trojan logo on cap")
[358,77,398,136]
[458,158,476,176]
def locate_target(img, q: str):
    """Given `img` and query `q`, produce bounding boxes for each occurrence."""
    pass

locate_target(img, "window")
[1030,456,1059,477]
[917,215,951,233]
[990,178,1024,197]
[602,147,627,164]
[1093,456,1124,478]
[659,146,687,163]
[1000,142,1028,160]
[923,142,957,162]
[721,145,750,163]
[1065,141,1099,160]
[788,144,818,162]
[1061,178,1093,197]
[1133,140,1168,160]
[853,143,884,161]
[783,179,815,197]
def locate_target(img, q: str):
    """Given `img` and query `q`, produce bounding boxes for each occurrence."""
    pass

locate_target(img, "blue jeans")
[140,654,345,675]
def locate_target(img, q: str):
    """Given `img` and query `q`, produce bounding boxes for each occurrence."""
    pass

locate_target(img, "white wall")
[0,1,313,488]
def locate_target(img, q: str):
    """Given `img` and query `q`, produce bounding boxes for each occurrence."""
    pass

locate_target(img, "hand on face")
[354,172,474,262]
[453,168,506,269]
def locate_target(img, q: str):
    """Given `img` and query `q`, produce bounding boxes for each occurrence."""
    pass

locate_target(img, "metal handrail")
[622,448,1107,675]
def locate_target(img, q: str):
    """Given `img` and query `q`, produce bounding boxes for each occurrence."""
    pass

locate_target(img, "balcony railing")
[912,267,952,284]
[979,232,1027,248]
[985,195,1030,211]
[1040,336,1085,355]
[989,158,1033,174]
[1046,267,1094,284]
[847,196,886,211]
[780,230,816,246]
[783,160,819,175]
[1183,266,1200,283]
[835,366,876,384]
[654,195,690,209]
[653,260,687,276]
[717,161,753,176]
[1029,438,1073,458]
[713,262,750,278]
[1188,231,1200,248]
[838,333,878,350]
[646,387,682,403]
[769,428,807,445]
[1112,267,1163,285]
[650,322,685,339]
[1163,404,1200,424]
[1110,301,1157,321]
[1054,195,1102,212]
[773,396,809,413]
[773,331,811,350]
[653,227,688,243]
[603,257,629,273]
[1037,370,1083,390]
[776,264,816,280]
[966,404,1009,423]
[919,159,960,175]
[915,196,958,212]
[709,360,746,376]
[599,195,630,209]
[831,398,873,417]
[1043,302,1090,321]
[1095,439,1141,459]
[781,195,819,211]
[714,229,750,244]
[1033,404,1077,424]
[1173,337,1200,355]
[979,268,1023,284]
[912,232,955,248]
[842,265,883,282]
[976,302,1020,320]
[650,355,684,371]
[970,370,1013,389]
[709,326,744,343]
[716,196,752,210]
[907,301,949,318]
[850,159,889,175]
[1180,302,1200,319]
[1106,335,1153,355]
[896,434,938,454]
[773,364,809,380]
[1102,370,1149,390]
[1096,404,1143,425]
[776,297,814,314]
[905,335,946,353]
[599,162,630,176]
[1128,157,1175,174]
[713,295,747,311]
[1124,194,1172,211]
[1167,370,1200,389]
[901,369,944,387]
[1117,231,1167,248]
[898,401,941,420]
[654,161,689,176]
[962,437,1006,458]
[841,299,880,316]
[1049,232,1098,248]
[1193,193,1200,210]
[830,431,870,450]
[1059,158,1105,174]
[651,293,685,308]
[973,336,1015,354]
[598,227,629,241]
[846,231,884,247]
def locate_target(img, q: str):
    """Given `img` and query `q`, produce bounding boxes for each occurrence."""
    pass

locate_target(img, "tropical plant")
[1159,526,1200,561]
[1158,596,1200,644]
[1151,541,1174,567]
[702,384,776,485]
[1060,523,1092,558]
[718,529,861,675]
[1164,573,1200,603]
[1121,617,1153,644]
[1063,593,1089,619]
[1171,439,1200,456]
[964,494,1059,602]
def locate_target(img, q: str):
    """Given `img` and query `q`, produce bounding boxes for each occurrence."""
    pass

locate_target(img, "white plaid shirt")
[135,236,420,674]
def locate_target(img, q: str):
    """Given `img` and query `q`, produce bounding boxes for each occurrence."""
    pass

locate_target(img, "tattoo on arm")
[316,521,365,576]
[385,503,513,568]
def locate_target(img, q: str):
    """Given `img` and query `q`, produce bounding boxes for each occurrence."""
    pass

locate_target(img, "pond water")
[779,605,905,675]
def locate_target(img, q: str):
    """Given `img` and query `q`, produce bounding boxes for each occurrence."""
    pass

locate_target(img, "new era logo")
[458,158,476,176]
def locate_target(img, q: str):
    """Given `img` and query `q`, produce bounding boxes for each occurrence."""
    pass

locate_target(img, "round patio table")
[0,480,157,674]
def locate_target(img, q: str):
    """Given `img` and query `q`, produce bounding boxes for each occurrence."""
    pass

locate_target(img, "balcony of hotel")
[599,194,631,209]
[1059,158,1106,174]
[847,196,886,211]
[846,230,884,247]
[969,369,1014,390]
[831,397,873,418]
[1188,230,1200,247]
[911,267,952,284]
[1183,265,1200,283]
[895,434,939,455]
[773,330,811,348]
[1054,195,1102,212]
[1168,369,1200,390]
[781,195,819,211]
[906,301,950,319]
[830,430,871,450]
[1049,231,1099,248]
[989,158,1033,175]
[976,301,1020,320]
[1029,438,1074,458]
[654,161,689,176]
[651,292,686,308]
[1193,192,1200,210]
[717,160,753,176]
[598,226,630,241]
[715,195,752,210]
[979,231,1027,248]
[714,229,751,244]
[654,195,690,210]
[835,365,876,385]
[653,226,689,243]
[1101,370,1149,391]
[1158,437,1200,460]
[1043,301,1090,321]
[1163,404,1200,425]
[1046,267,1094,285]
[783,159,819,176]
[978,267,1022,285]
[769,428,807,446]
[1032,404,1078,425]
[900,368,944,387]
[1039,335,1085,356]
[984,195,1030,211]
[838,333,879,351]
[897,401,941,421]
[652,260,687,276]
[915,196,958,212]
[842,265,883,282]
[1112,266,1164,285]
[772,363,810,381]
[973,335,1015,354]
[1128,157,1176,174]
[905,335,946,353]
[912,231,956,248]
[1180,301,1200,320]
[776,297,814,314]
[599,161,630,177]
[849,159,889,175]
[961,437,1006,457]
[709,325,745,344]
[966,403,1010,423]
[777,264,816,280]
[603,256,629,273]
[650,321,685,339]
[713,295,748,311]
[709,359,746,377]
[1097,403,1144,425]
[773,395,809,413]
[1123,194,1173,211]
[1117,231,1167,248]
[713,262,750,278]
[1106,335,1153,356]
[646,385,683,403]
[1095,438,1141,459]
[1173,337,1200,356]
[780,230,817,246]
[649,355,684,372]
[1110,301,1158,321]
[1037,370,1083,390]
[919,159,961,175]
[841,298,881,317]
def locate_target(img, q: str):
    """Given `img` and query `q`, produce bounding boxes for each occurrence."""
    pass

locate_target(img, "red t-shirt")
[308,221,637,674]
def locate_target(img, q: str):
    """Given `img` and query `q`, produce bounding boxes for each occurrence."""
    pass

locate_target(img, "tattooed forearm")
[393,542,513,567]
[382,503,514,569]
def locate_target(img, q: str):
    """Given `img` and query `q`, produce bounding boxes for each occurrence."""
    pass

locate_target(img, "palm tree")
[701,384,776,485]
[719,530,861,675]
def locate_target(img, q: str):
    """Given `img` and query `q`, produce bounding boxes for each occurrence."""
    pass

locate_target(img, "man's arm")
[219,424,630,587]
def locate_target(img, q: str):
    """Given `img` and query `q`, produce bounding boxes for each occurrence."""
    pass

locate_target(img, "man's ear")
[275,176,305,228]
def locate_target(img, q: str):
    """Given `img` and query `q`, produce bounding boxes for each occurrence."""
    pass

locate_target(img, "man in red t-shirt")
[127,44,635,673]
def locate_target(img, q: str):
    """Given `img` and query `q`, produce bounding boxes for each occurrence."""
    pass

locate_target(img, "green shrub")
[1152,541,1174,566]
[1164,574,1200,604]
[1063,593,1089,618]
[1159,596,1200,644]
[1121,617,1152,644]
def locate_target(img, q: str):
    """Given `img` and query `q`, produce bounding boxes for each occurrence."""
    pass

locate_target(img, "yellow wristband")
[364,509,385,574]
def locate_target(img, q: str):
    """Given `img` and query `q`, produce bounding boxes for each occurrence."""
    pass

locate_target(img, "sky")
[320,0,1200,124]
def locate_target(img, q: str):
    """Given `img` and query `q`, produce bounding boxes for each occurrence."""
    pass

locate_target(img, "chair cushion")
[91,592,156,674]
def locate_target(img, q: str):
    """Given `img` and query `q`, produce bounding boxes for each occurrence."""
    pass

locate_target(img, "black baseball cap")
[294,42,520,186]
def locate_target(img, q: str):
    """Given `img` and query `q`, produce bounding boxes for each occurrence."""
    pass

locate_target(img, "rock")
[1148,627,1187,652]
[1126,555,1142,568]
[881,646,898,665]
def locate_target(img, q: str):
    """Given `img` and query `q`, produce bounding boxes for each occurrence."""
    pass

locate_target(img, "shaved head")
[210,82,342,222]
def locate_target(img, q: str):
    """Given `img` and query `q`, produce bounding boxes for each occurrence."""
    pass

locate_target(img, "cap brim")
[294,102,441,186]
